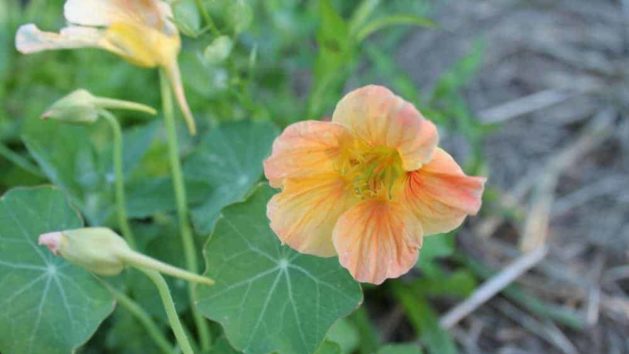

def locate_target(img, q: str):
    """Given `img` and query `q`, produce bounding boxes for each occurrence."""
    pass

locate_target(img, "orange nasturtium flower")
[15,0,196,134]
[264,85,486,284]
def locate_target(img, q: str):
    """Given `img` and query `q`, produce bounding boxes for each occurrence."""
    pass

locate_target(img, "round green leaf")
[196,185,363,354]
[184,121,278,236]
[0,187,114,354]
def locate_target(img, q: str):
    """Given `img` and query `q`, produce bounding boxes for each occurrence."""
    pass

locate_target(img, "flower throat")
[340,143,404,200]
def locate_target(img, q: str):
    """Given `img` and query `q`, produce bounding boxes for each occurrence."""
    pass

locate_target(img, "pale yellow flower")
[16,0,196,134]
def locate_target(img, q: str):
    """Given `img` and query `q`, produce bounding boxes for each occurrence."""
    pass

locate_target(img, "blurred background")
[1,0,628,353]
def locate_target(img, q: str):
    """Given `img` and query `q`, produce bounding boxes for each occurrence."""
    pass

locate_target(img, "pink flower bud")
[38,232,63,255]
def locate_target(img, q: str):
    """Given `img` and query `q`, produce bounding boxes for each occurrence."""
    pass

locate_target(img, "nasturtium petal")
[333,199,422,285]
[264,120,351,188]
[332,85,438,171]
[196,185,363,354]
[268,174,357,257]
[403,148,485,235]
[0,187,114,354]
[184,120,278,235]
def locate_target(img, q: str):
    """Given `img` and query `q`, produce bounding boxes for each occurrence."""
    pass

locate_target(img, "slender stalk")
[100,110,137,249]
[194,0,220,36]
[121,249,214,286]
[159,70,212,350]
[101,281,173,354]
[140,268,194,354]
[94,97,157,116]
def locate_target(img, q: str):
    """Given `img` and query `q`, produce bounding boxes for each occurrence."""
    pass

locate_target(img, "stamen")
[340,145,403,200]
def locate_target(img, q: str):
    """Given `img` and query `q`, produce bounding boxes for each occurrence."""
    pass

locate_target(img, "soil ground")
[396,0,629,353]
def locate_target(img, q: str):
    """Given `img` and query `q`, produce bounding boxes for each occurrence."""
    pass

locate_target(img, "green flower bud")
[41,89,156,124]
[39,227,214,286]
[39,228,129,275]
[42,89,100,124]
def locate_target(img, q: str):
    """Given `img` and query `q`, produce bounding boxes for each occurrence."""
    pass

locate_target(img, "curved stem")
[101,281,173,354]
[101,110,137,250]
[159,70,212,350]
[140,268,194,354]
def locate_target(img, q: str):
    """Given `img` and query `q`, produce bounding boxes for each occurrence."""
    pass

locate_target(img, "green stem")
[159,70,212,350]
[141,268,194,354]
[194,0,220,36]
[94,97,157,116]
[100,111,137,250]
[101,281,173,354]
[121,249,214,286]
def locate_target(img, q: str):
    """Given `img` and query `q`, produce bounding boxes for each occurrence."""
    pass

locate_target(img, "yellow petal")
[332,85,438,171]
[104,21,179,68]
[264,121,352,188]
[332,200,422,284]
[267,175,357,257]
[403,148,485,235]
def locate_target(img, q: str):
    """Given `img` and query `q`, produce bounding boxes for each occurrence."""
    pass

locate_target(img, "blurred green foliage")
[0,0,490,353]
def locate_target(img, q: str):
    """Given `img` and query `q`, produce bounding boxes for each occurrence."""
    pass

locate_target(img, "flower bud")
[39,228,129,275]
[39,227,214,286]
[42,89,100,124]
[41,89,156,124]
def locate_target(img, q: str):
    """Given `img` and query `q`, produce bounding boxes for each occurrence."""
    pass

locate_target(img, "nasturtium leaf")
[0,187,114,354]
[105,307,163,354]
[196,185,363,354]
[125,177,213,219]
[315,340,343,354]
[208,335,240,354]
[184,121,278,236]
[127,218,190,320]
[326,318,360,354]
[23,120,157,225]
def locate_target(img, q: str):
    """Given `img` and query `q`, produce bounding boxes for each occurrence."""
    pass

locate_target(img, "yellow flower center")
[340,142,404,200]
[105,22,180,68]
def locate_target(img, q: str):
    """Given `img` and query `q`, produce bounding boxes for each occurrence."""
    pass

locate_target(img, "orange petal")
[332,200,422,284]
[332,85,438,171]
[264,121,351,188]
[267,175,357,257]
[403,148,485,235]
